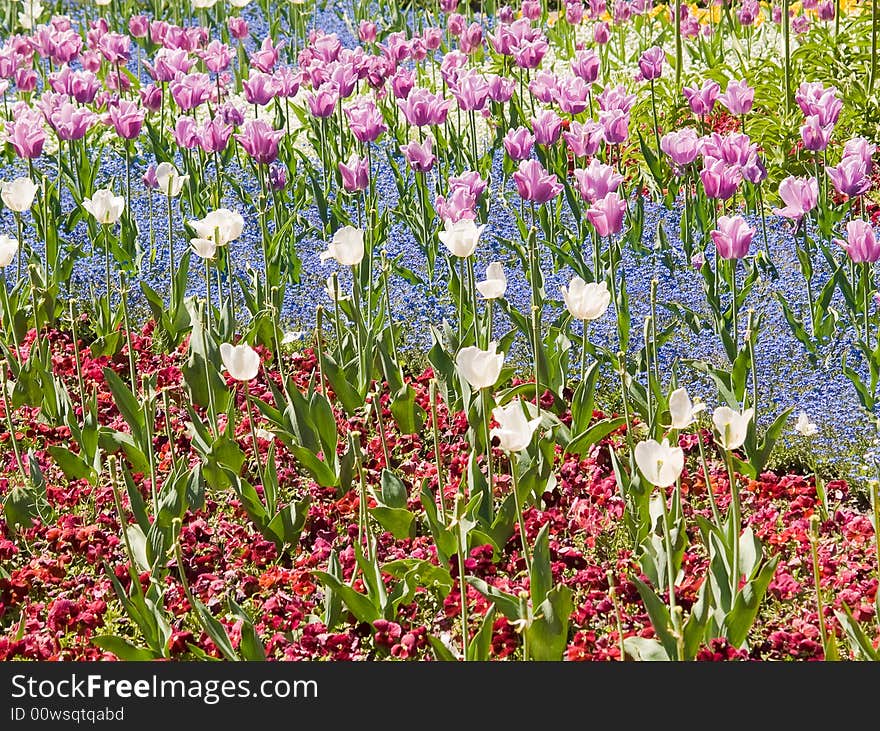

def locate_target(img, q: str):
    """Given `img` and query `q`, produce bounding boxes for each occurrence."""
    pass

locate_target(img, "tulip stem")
[808,517,832,658]
[167,192,175,305]
[658,484,682,659]
[729,259,739,353]
[482,387,494,522]
[580,321,588,384]
[724,450,741,597]
[509,454,531,576]
[244,382,269,512]
[0,366,28,486]
[429,379,448,523]
[119,272,137,391]
[1,270,21,358]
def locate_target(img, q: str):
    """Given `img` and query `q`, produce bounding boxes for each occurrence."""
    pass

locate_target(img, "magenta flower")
[718,79,754,115]
[599,109,630,145]
[198,118,233,154]
[557,76,591,114]
[563,120,605,158]
[772,176,819,220]
[243,71,280,107]
[529,71,558,104]
[359,20,377,43]
[531,109,563,146]
[700,157,742,200]
[400,137,436,173]
[107,100,145,140]
[150,48,194,83]
[835,219,880,263]
[571,49,600,83]
[235,120,285,165]
[170,73,213,112]
[250,37,284,73]
[139,83,162,112]
[660,127,700,167]
[448,171,488,201]
[512,38,549,69]
[513,159,562,204]
[97,32,130,64]
[826,156,871,198]
[683,79,720,116]
[398,87,452,127]
[345,100,387,143]
[6,109,46,159]
[339,154,369,192]
[173,116,200,149]
[586,191,627,238]
[307,84,340,118]
[574,159,623,204]
[638,46,665,81]
[800,115,833,152]
[50,103,96,141]
[842,137,875,170]
[503,127,535,160]
[711,215,755,259]
[453,72,490,111]
[487,74,515,103]
[795,82,842,126]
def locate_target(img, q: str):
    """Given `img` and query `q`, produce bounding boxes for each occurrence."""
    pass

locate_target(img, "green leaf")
[527,585,573,661]
[228,598,266,662]
[724,556,779,648]
[565,416,625,456]
[834,604,880,661]
[312,571,381,624]
[93,635,159,661]
[267,496,311,549]
[102,367,144,444]
[370,506,415,540]
[380,469,409,509]
[633,577,679,660]
[468,606,496,661]
[530,523,553,607]
[48,446,98,485]
[623,636,670,661]
[190,597,239,661]
[466,577,523,622]
[428,634,459,661]
[390,383,427,434]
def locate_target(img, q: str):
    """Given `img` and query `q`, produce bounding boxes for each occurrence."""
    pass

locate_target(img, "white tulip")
[190,237,217,260]
[455,341,504,390]
[83,188,125,225]
[491,400,542,452]
[561,277,611,321]
[794,411,818,437]
[668,387,704,429]
[0,235,19,268]
[438,218,485,258]
[634,438,684,488]
[1,177,38,212]
[156,162,189,197]
[220,342,260,382]
[325,275,348,302]
[712,406,754,451]
[320,226,364,266]
[229,0,252,6]
[476,261,507,300]
[190,208,245,246]
[191,0,217,7]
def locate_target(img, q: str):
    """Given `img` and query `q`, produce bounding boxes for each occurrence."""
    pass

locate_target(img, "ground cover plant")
[1,0,879,661]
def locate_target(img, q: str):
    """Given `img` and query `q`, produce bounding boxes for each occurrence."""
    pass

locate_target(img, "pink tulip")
[503,127,535,160]
[772,176,819,220]
[586,191,627,237]
[827,156,871,198]
[711,215,755,259]
[243,71,280,106]
[107,99,144,140]
[563,120,604,158]
[339,154,370,192]
[718,79,754,115]
[513,159,562,204]
[235,120,285,165]
[700,157,742,200]
[638,46,665,81]
[835,219,880,263]
[800,115,833,152]
[531,109,563,146]
[660,127,700,166]
[400,137,436,173]
[574,159,623,203]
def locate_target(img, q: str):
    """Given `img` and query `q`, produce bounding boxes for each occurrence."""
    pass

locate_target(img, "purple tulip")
[307,84,340,118]
[173,116,200,149]
[599,109,630,145]
[503,127,535,160]
[795,82,842,126]
[49,102,96,141]
[826,156,871,198]
[143,165,159,190]
[741,153,768,184]
[345,100,387,143]
[557,76,591,114]
[339,154,370,192]
[453,72,490,111]
[738,0,760,24]
[718,79,754,115]
[150,48,194,82]
[700,157,742,199]
[711,215,755,259]
[563,120,605,158]
[359,21,378,43]
[398,87,453,127]
[435,186,477,223]
[243,71,280,106]
[235,119,285,165]
[800,115,833,152]
[772,176,819,219]
[835,219,880,263]
[574,159,623,203]
[638,46,665,81]
[842,137,875,170]
[593,21,610,44]
[597,84,636,112]
[513,38,549,69]
[391,69,415,99]
[586,191,627,237]
[531,109,563,146]
[448,171,488,201]
[529,71,558,104]
[400,137,436,173]
[683,79,720,116]
[660,127,700,167]
[170,73,213,112]
[107,99,144,140]
[487,74,515,103]
[198,118,233,154]
[250,37,284,73]
[817,0,835,20]
[513,159,562,204]
[571,49,600,83]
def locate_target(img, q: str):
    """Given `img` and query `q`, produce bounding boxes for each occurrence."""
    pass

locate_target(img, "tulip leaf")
[564,416,625,456]
[527,585,573,661]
